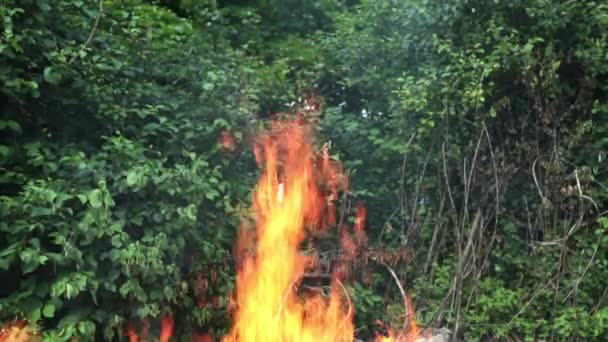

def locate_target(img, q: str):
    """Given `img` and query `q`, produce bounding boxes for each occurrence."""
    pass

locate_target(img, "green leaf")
[0,145,11,158]
[37,0,52,12]
[111,235,122,248]
[23,297,43,323]
[77,194,88,204]
[43,66,62,85]
[57,308,91,329]
[42,303,55,318]
[126,172,139,186]
[29,308,41,323]
[77,321,95,335]
[0,120,22,133]
[88,189,103,208]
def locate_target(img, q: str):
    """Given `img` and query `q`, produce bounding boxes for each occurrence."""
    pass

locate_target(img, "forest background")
[1,0,608,340]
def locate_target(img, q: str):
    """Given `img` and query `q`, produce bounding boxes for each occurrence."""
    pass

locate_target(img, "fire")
[219,130,237,152]
[1,120,423,342]
[376,295,422,342]
[0,319,39,342]
[222,121,353,341]
[222,120,422,342]
[160,315,174,342]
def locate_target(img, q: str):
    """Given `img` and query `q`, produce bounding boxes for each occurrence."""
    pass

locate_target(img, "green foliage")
[317,0,608,340]
[348,282,385,335]
[0,0,257,339]
[1,0,608,340]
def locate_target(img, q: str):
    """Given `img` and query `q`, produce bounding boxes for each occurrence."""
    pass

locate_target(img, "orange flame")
[222,121,354,342]
[219,130,236,152]
[193,332,215,342]
[0,319,39,342]
[375,294,421,342]
[124,322,138,342]
[222,120,423,342]
[160,315,174,342]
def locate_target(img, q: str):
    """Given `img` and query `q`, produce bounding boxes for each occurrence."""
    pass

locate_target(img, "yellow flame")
[223,120,422,342]
[222,121,353,342]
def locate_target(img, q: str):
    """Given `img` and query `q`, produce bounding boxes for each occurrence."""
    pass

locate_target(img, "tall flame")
[222,120,423,342]
[222,121,354,341]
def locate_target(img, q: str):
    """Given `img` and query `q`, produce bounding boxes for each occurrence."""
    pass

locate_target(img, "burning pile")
[222,120,422,342]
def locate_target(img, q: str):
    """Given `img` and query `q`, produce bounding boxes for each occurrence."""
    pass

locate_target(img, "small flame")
[160,315,174,342]
[0,319,38,342]
[124,322,138,342]
[219,130,236,152]
[376,294,421,342]
[193,332,215,342]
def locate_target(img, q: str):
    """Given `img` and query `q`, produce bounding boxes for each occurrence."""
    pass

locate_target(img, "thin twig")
[424,195,446,274]
[454,129,485,339]
[463,129,485,225]
[69,0,104,65]
[592,286,608,313]
[562,230,604,303]
[574,168,600,212]
[378,207,399,243]
[399,132,418,237]
[381,261,411,330]
[382,262,408,309]
[335,278,354,334]
[465,124,501,309]
[508,273,560,325]
[531,156,545,205]
[406,144,434,238]
[441,143,458,226]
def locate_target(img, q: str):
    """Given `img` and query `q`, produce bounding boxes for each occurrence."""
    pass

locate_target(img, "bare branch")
[69,0,104,65]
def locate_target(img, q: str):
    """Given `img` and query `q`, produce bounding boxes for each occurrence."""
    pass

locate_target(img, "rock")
[356,327,451,342]
[416,335,447,342]
[417,327,451,342]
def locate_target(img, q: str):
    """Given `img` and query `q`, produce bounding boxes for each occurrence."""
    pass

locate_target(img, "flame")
[124,321,139,342]
[0,319,39,342]
[160,315,174,342]
[222,121,354,342]
[375,295,422,342]
[222,120,423,342]
[219,130,237,152]
[193,332,215,342]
